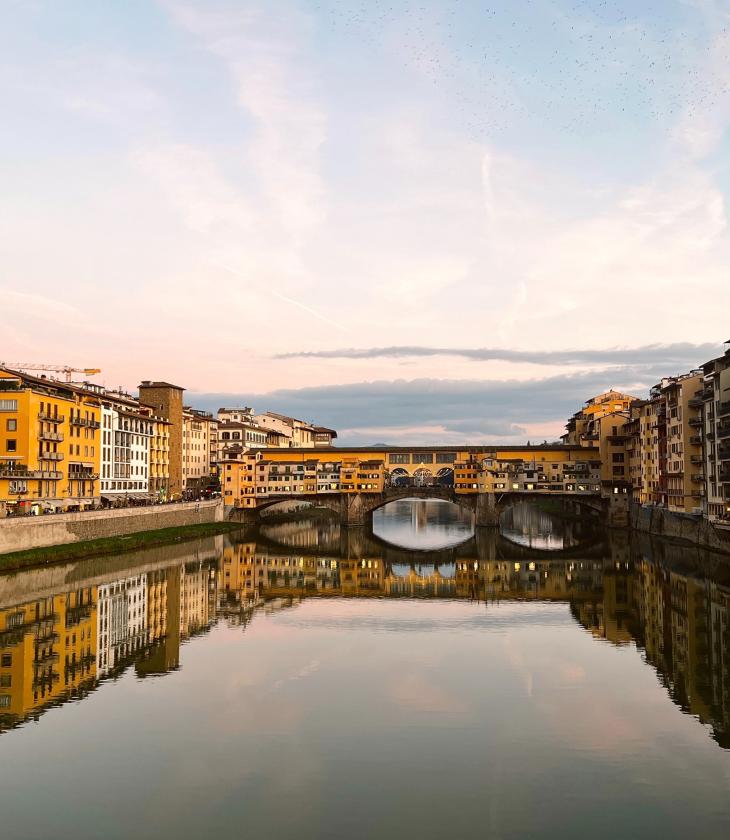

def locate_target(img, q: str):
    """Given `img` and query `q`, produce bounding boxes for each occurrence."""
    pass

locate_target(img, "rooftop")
[139,381,185,391]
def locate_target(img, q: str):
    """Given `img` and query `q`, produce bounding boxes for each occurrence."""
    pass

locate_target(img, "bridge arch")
[494,493,605,517]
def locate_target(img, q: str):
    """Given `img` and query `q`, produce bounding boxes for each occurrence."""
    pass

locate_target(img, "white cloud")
[160,0,327,249]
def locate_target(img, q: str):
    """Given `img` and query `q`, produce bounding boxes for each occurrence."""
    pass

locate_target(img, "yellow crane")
[1,362,101,383]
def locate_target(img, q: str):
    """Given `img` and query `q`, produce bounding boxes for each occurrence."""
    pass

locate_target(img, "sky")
[2,0,730,444]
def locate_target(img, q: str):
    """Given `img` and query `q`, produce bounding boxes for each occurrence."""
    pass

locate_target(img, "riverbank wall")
[0,500,224,555]
[629,502,730,556]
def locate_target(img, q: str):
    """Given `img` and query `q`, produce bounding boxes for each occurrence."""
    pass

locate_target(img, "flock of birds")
[309,0,730,143]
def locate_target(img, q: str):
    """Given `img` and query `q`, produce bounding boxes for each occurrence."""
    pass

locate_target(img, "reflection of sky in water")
[500,502,587,551]
[373,499,474,549]
[390,563,456,579]
[3,596,730,839]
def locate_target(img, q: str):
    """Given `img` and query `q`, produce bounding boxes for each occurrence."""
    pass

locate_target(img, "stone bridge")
[249,487,608,527]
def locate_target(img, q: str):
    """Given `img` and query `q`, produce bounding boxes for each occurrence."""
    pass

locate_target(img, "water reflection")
[500,500,598,551]
[3,511,730,839]
[1,522,729,752]
[372,498,474,549]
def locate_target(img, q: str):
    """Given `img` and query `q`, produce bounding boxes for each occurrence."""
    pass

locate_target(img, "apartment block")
[0,366,102,514]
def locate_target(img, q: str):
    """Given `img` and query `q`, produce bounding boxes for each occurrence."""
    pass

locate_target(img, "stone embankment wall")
[0,499,224,555]
[630,503,730,556]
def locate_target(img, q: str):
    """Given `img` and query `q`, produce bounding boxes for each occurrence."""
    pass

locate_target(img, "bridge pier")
[475,492,500,527]
[606,493,630,528]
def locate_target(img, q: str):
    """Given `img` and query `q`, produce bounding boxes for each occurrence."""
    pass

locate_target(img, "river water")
[1,500,730,839]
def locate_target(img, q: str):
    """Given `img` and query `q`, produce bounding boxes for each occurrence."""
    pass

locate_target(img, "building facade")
[0,366,101,514]
[138,381,184,500]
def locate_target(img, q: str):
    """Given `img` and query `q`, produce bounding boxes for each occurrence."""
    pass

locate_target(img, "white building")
[253,412,316,448]
[217,407,256,424]
[217,421,268,458]
[100,398,153,500]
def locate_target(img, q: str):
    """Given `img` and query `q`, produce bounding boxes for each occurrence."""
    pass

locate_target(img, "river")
[0,499,729,839]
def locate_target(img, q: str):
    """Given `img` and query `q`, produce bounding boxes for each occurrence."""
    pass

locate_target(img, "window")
[0,399,18,411]
[389,453,410,464]
[0,675,11,688]
[5,439,16,452]
[1,653,11,667]
[6,418,17,431]
[413,453,434,464]
[436,452,456,463]
[0,695,10,708]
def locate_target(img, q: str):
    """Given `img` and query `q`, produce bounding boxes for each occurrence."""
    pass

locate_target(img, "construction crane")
[1,362,101,383]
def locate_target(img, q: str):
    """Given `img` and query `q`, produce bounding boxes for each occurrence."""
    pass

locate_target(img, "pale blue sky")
[2,1,729,442]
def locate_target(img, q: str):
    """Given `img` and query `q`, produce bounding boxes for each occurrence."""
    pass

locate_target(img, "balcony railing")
[69,416,101,429]
[720,401,730,416]
[40,451,64,461]
[688,398,704,408]
[38,411,64,423]
[690,455,704,465]
[689,435,702,446]
[688,417,703,428]
[691,473,705,483]
[2,465,62,480]
[38,431,64,442]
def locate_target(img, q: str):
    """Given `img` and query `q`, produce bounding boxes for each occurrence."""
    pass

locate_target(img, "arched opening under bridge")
[371,497,474,552]
[498,498,603,553]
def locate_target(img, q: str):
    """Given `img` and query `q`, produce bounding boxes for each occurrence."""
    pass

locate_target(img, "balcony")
[690,455,704,465]
[689,436,702,446]
[1,464,61,480]
[691,473,705,483]
[720,401,730,416]
[35,651,60,664]
[689,398,704,408]
[39,430,64,442]
[68,472,99,481]
[38,411,65,423]
[718,425,730,440]
[32,672,60,688]
[69,416,101,429]
[688,417,703,428]
[40,451,64,462]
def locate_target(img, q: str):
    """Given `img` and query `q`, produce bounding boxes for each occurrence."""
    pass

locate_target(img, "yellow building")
[0,366,102,514]
[221,453,260,508]
[144,411,171,501]
[562,390,639,447]
[260,446,597,490]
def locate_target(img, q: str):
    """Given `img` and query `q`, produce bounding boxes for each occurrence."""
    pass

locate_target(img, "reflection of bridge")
[254,520,609,567]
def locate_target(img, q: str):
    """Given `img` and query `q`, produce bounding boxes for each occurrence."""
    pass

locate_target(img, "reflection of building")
[180,563,210,638]
[4,523,730,752]
[0,588,97,728]
[97,575,147,676]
